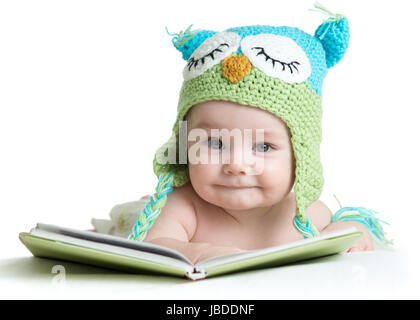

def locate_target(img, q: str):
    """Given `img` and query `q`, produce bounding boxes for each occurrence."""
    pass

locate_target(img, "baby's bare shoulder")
[143,182,198,241]
[168,182,198,213]
[306,198,333,231]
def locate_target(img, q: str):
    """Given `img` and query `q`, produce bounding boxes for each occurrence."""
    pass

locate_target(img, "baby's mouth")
[217,184,256,189]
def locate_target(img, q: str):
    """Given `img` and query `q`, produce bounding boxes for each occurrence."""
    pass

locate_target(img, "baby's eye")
[253,143,272,153]
[241,34,311,84]
[207,137,224,150]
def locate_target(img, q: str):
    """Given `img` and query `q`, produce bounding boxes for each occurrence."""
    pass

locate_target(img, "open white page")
[30,228,195,273]
[196,227,358,269]
[35,223,192,264]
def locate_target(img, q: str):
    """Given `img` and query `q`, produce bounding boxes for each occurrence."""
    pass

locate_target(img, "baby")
[122,5,390,264]
[143,99,373,264]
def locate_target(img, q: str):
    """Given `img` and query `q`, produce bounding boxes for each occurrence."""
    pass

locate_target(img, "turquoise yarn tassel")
[128,172,174,241]
[332,206,393,245]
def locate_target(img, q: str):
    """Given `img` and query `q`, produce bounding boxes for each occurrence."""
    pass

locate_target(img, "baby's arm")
[143,188,246,264]
[307,200,373,252]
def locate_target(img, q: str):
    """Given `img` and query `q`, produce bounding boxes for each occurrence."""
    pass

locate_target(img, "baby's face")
[185,100,295,210]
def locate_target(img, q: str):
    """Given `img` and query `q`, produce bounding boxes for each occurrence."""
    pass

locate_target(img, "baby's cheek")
[260,159,293,185]
[257,160,294,198]
[188,164,219,199]
[189,162,219,185]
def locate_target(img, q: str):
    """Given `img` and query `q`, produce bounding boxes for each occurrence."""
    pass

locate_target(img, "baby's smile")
[220,185,256,189]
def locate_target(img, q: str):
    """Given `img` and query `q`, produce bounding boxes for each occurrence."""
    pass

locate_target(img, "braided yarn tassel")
[332,206,393,245]
[293,215,320,239]
[128,172,174,241]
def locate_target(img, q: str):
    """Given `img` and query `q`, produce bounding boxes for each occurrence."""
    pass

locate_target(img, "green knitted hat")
[129,4,350,241]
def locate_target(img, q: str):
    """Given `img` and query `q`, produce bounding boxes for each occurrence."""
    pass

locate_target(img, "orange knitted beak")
[222,55,252,83]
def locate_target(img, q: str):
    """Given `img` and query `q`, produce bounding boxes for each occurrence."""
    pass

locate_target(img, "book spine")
[185,267,207,280]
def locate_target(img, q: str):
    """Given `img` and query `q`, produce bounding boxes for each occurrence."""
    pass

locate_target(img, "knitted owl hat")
[129,3,351,241]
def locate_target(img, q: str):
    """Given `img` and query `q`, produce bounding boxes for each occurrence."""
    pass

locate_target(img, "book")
[19,223,362,280]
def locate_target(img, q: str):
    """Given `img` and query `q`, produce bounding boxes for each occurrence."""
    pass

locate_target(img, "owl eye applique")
[183,32,241,81]
[241,34,311,83]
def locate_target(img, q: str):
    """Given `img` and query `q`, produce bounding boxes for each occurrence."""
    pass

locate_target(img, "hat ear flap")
[315,15,350,68]
[166,25,217,61]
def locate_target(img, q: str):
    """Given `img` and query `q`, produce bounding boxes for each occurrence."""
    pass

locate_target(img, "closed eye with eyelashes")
[240,33,311,83]
[252,47,300,73]
[187,43,230,71]
[182,32,241,81]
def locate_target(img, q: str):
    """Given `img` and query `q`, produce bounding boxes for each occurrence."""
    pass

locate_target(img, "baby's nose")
[223,161,249,176]
[222,141,255,175]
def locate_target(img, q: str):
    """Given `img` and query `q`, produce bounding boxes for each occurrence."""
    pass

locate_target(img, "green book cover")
[19,223,362,280]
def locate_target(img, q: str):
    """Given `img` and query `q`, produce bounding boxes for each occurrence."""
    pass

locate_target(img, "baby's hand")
[322,221,374,252]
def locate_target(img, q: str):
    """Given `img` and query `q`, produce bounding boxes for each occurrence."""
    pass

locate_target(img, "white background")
[1,0,419,298]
